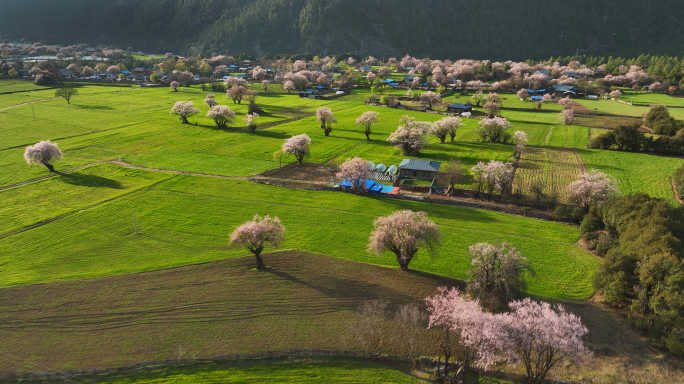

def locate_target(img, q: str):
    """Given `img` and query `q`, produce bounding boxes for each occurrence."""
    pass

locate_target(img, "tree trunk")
[254,251,265,270]
[44,163,55,172]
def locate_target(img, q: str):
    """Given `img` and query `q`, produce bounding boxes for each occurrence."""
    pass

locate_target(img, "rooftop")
[398,159,441,172]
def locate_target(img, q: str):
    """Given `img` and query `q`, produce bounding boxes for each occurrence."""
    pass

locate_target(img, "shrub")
[675,163,684,199]
[602,271,628,305]
[579,214,602,237]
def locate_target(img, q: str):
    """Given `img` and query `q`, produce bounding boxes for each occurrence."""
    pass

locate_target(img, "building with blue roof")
[398,159,441,180]
[446,103,474,114]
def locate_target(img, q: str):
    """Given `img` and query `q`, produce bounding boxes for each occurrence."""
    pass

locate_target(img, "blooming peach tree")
[338,157,373,191]
[387,116,431,155]
[282,133,311,164]
[355,111,379,141]
[170,100,200,124]
[229,215,285,270]
[243,113,259,134]
[475,116,512,142]
[24,140,63,172]
[316,107,336,136]
[429,116,464,143]
[567,169,620,209]
[206,105,235,128]
[512,130,529,159]
[368,210,441,271]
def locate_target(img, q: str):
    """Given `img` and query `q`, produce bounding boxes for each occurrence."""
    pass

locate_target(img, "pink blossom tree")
[467,242,533,308]
[214,65,229,76]
[282,133,311,164]
[261,80,270,92]
[470,89,484,107]
[497,299,592,384]
[293,60,307,71]
[355,111,379,140]
[170,81,180,92]
[283,80,296,94]
[559,109,574,125]
[610,89,622,99]
[368,210,441,272]
[338,157,373,191]
[165,52,173,58]
[513,130,529,159]
[24,140,63,172]
[316,75,330,88]
[180,71,194,85]
[251,66,267,80]
[226,85,248,104]
[106,65,120,73]
[316,107,336,136]
[243,113,259,133]
[80,66,95,77]
[475,116,512,142]
[426,287,501,382]
[419,91,441,110]
[170,100,200,124]
[557,97,574,110]
[387,116,431,155]
[471,160,513,198]
[429,116,464,143]
[204,94,218,108]
[517,89,530,101]
[366,72,377,85]
[411,76,421,90]
[567,169,620,209]
[206,105,236,128]
[229,215,285,270]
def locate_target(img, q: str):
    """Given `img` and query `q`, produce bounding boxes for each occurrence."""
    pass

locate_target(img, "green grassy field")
[0,165,599,299]
[578,149,684,203]
[94,360,431,384]
[618,90,684,107]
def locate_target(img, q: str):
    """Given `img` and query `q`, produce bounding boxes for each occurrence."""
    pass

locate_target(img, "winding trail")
[545,125,555,145]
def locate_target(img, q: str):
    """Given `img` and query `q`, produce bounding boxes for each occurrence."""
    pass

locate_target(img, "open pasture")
[578,149,684,203]
[618,90,684,107]
[0,165,599,299]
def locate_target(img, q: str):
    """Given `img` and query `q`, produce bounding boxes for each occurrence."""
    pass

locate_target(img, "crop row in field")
[512,147,585,203]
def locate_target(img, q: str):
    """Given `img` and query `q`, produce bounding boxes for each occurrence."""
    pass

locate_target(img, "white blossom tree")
[282,134,311,164]
[338,157,373,192]
[429,116,464,143]
[567,170,620,209]
[512,130,529,159]
[472,160,513,198]
[206,105,235,128]
[475,116,512,142]
[24,140,62,172]
[387,116,431,155]
[230,215,285,270]
[170,101,200,124]
[355,111,379,141]
[368,210,441,271]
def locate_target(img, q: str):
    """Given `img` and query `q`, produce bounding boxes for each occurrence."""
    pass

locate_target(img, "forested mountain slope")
[1,0,683,60]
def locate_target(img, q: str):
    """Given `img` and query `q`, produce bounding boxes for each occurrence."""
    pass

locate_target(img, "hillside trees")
[24,140,63,172]
[472,160,513,198]
[230,215,285,270]
[590,194,684,354]
[243,113,259,133]
[435,160,466,195]
[368,210,441,272]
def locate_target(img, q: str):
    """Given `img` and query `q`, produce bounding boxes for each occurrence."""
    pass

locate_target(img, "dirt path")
[672,178,683,205]
[572,148,586,173]
[545,125,555,145]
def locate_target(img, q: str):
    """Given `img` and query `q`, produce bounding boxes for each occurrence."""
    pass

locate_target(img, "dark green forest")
[1,0,684,61]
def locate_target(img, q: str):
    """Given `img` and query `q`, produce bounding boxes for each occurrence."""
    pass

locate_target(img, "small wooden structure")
[446,103,473,115]
[398,159,441,180]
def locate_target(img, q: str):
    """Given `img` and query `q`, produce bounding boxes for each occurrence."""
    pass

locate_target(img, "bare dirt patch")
[260,162,335,182]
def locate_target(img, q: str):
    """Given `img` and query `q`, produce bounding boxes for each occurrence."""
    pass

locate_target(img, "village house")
[398,159,441,180]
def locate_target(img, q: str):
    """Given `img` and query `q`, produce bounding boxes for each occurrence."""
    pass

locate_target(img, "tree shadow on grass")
[58,172,124,189]
[74,104,114,110]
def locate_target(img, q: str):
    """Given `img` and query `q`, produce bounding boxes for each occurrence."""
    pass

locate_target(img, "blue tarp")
[380,186,395,194]
[339,179,353,189]
[531,96,543,101]
[431,186,445,194]
[369,183,384,193]
[389,83,399,86]
[364,180,375,190]
[527,89,536,93]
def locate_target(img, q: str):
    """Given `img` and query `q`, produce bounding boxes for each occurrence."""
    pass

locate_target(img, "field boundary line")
[572,149,586,173]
